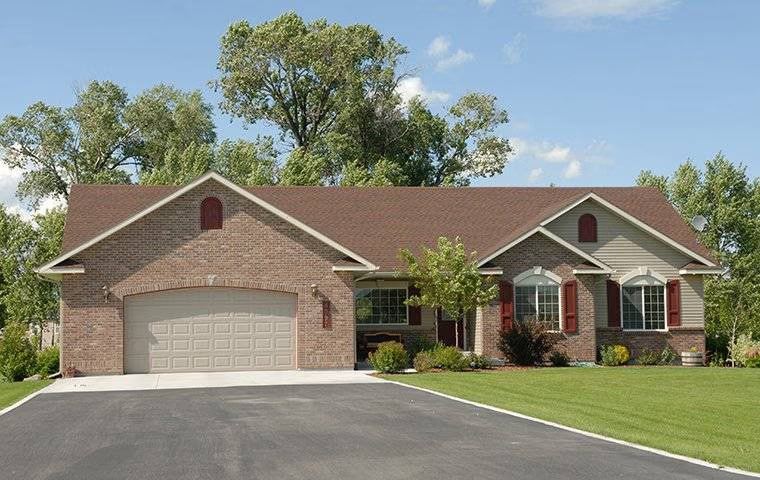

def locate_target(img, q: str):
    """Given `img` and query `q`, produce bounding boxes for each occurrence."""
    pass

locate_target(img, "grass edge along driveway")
[0,380,51,411]
[386,367,759,473]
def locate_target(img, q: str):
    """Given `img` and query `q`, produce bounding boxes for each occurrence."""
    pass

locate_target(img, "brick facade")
[474,233,597,362]
[597,327,705,364]
[60,180,357,375]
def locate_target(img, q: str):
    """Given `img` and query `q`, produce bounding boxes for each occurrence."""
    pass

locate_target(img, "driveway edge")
[386,379,759,479]
[0,382,55,417]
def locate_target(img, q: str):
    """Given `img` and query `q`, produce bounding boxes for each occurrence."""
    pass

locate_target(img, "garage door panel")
[125,288,296,373]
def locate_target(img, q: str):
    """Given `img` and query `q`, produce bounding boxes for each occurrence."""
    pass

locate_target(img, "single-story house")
[37,172,722,375]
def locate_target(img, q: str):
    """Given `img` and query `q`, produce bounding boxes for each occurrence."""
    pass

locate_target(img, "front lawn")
[0,380,51,411]
[386,367,760,473]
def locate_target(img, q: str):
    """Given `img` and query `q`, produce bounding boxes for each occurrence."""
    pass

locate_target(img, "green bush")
[407,336,440,361]
[498,319,559,366]
[549,351,570,367]
[659,346,677,365]
[368,341,408,373]
[600,344,630,366]
[0,322,37,382]
[431,345,469,371]
[636,348,660,366]
[733,334,760,367]
[745,355,760,368]
[465,352,492,370]
[37,345,60,378]
[413,351,435,372]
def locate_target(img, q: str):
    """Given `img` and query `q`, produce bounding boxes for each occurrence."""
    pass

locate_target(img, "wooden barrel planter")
[681,351,704,367]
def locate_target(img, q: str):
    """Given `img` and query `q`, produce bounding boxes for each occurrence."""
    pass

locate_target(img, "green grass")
[0,380,51,410]
[386,368,760,473]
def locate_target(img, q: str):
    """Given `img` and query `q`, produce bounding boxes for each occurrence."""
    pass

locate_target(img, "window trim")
[354,286,410,326]
[619,267,668,332]
[513,267,563,332]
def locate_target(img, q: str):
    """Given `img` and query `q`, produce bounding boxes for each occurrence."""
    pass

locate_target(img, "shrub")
[733,334,760,367]
[636,348,659,365]
[407,336,440,360]
[431,345,469,371]
[549,350,570,367]
[659,346,677,365]
[368,341,408,373]
[0,322,37,382]
[465,352,492,370]
[498,320,559,366]
[600,344,630,366]
[37,345,60,378]
[413,351,436,373]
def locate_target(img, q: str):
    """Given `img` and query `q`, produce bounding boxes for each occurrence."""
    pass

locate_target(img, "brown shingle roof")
[61,182,717,270]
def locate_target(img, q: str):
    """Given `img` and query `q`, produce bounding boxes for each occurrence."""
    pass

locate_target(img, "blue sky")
[1,0,758,211]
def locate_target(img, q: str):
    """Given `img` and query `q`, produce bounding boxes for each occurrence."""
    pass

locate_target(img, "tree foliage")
[0,206,64,345]
[217,12,512,186]
[637,153,760,352]
[399,237,498,321]
[0,81,216,204]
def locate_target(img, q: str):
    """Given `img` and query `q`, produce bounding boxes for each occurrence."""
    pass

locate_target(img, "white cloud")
[563,160,582,178]
[512,138,571,163]
[0,163,64,222]
[534,0,678,21]
[478,0,496,9]
[528,167,544,182]
[503,33,526,65]
[436,49,474,71]
[427,36,450,57]
[396,77,451,106]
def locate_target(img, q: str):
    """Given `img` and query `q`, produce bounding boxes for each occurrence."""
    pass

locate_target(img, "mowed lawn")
[0,380,51,410]
[386,368,760,473]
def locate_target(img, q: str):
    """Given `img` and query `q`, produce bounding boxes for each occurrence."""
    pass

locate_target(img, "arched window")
[513,267,562,331]
[620,267,666,331]
[200,197,223,230]
[578,213,597,242]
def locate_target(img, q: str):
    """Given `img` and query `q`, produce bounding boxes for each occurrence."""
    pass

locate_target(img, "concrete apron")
[44,369,385,393]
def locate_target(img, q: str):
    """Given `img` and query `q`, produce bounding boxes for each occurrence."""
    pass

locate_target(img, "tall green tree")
[636,153,760,353]
[217,12,512,186]
[0,206,64,347]
[0,81,216,205]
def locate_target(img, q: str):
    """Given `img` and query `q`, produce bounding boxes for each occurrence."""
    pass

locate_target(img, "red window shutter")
[322,300,332,329]
[667,279,681,327]
[606,279,621,327]
[200,197,223,230]
[578,214,597,242]
[407,286,421,325]
[499,281,514,331]
[563,280,578,333]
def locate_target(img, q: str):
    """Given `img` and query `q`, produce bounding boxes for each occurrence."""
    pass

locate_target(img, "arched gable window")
[200,197,223,230]
[513,267,562,331]
[578,213,597,242]
[619,267,666,331]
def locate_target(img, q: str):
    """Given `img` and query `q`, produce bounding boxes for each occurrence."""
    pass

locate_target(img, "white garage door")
[124,288,296,373]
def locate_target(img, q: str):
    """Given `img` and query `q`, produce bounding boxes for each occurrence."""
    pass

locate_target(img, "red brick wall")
[60,180,357,375]
[475,233,597,362]
[597,327,705,364]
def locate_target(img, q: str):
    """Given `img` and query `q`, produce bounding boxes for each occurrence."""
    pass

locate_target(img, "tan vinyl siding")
[546,200,705,328]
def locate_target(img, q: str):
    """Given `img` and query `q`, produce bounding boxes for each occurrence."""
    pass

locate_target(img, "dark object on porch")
[357,332,403,361]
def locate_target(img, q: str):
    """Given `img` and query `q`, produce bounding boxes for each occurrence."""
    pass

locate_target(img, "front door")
[437,310,464,349]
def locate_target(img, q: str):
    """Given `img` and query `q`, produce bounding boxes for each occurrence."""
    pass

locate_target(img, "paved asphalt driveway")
[0,383,750,480]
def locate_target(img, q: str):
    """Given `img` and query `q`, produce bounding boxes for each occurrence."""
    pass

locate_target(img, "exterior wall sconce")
[102,285,111,303]
[310,284,319,298]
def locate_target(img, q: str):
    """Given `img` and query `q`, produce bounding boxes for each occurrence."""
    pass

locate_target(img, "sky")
[1,0,758,215]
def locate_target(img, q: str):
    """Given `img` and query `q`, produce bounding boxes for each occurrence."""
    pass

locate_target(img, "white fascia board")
[332,265,376,272]
[679,268,724,275]
[38,172,378,274]
[539,192,717,267]
[477,226,610,272]
[477,267,504,275]
[572,269,613,275]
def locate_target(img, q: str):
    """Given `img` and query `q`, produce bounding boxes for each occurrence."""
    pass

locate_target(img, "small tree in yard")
[399,237,498,348]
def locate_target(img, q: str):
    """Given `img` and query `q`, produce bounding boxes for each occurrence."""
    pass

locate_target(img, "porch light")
[310,284,319,297]
[102,285,111,303]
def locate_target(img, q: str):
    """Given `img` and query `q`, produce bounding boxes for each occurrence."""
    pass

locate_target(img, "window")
[620,267,667,330]
[622,286,665,330]
[200,197,223,230]
[578,213,597,242]
[513,267,561,331]
[354,288,408,325]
